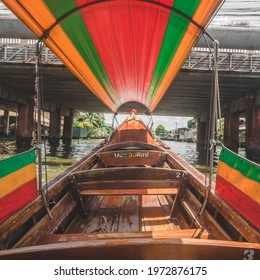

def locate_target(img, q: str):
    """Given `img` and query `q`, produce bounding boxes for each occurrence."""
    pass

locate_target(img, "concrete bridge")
[0,1,260,163]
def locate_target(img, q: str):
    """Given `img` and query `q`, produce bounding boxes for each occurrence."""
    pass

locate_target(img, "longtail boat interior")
[0,119,259,259]
[0,0,259,261]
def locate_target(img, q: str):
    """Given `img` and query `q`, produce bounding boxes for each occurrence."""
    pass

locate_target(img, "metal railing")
[1,40,260,73]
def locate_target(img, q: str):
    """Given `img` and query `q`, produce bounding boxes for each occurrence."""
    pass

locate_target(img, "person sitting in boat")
[128,108,138,120]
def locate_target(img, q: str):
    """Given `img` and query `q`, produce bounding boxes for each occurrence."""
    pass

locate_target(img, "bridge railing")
[0,40,260,73]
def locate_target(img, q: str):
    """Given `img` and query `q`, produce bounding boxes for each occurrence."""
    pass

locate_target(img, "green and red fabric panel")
[2,0,223,112]
[216,146,260,229]
[0,149,38,223]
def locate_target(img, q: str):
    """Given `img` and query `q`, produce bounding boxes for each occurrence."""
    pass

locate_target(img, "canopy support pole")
[198,40,219,216]
[35,41,53,219]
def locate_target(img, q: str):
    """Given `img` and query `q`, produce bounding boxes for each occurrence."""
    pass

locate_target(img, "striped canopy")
[3,0,223,112]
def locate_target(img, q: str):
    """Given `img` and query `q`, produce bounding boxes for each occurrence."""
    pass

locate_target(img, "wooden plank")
[68,176,87,218]
[73,196,103,233]
[118,196,140,232]
[157,195,180,230]
[154,153,168,167]
[37,229,209,245]
[141,195,161,208]
[141,195,174,231]
[176,211,190,229]
[165,149,260,243]
[4,236,260,260]
[181,189,232,241]
[80,188,178,196]
[100,196,122,232]
[74,167,184,182]
[13,193,77,248]
[100,196,123,208]
[64,214,81,233]
[78,180,180,190]
[95,155,107,168]
[98,150,166,166]
[85,196,121,233]
[171,173,190,218]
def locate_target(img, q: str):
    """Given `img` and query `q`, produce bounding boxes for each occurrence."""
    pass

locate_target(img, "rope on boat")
[145,110,154,131]
[35,41,53,219]
[198,40,220,216]
[90,216,108,233]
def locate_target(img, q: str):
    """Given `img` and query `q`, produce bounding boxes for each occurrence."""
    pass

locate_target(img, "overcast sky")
[104,113,191,130]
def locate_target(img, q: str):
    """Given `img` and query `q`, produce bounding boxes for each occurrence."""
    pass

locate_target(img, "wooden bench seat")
[80,188,178,196]
[77,179,179,191]
[69,167,186,217]
[37,229,209,245]
[73,167,185,182]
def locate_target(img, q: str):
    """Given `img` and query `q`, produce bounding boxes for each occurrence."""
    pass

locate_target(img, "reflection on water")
[43,139,103,182]
[164,141,221,174]
[45,139,102,160]
[1,138,228,183]
[0,139,217,182]
[43,139,218,182]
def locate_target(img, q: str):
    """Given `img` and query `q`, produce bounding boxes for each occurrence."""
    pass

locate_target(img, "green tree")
[155,124,168,137]
[187,118,197,129]
[73,113,110,138]
[216,118,224,141]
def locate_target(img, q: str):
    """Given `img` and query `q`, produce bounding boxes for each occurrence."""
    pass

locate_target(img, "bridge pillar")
[17,97,34,149]
[196,114,208,163]
[245,95,260,164]
[223,105,239,153]
[49,107,61,146]
[62,109,74,144]
[3,110,10,136]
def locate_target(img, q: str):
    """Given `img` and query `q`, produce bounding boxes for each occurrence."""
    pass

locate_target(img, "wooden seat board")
[80,188,178,196]
[37,229,209,245]
[2,238,260,260]
[73,167,184,182]
[77,180,180,190]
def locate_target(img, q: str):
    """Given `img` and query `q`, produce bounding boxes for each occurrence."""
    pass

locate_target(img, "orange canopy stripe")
[2,0,223,112]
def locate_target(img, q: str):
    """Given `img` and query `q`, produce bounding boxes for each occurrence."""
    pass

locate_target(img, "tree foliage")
[73,113,110,138]
[155,124,168,137]
[187,118,197,129]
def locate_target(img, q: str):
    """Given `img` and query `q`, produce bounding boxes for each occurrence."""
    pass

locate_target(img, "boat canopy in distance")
[2,0,223,112]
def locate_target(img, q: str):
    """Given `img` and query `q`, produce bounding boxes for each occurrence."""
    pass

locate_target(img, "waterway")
[0,139,217,183]
[44,140,208,182]
[1,139,246,183]
[43,139,210,183]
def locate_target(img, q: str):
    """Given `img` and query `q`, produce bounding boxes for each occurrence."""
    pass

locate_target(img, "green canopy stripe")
[147,0,201,103]
[219,146,260,183]
[44,0,118,103]
[0,149,36,178]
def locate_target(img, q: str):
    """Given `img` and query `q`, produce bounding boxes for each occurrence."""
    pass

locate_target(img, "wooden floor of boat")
[67,195,180,233]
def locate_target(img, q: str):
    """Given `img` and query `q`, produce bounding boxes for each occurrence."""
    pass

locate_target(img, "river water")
[1,139,245,183]
[0,139,219,183]
[41,139,217,182]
